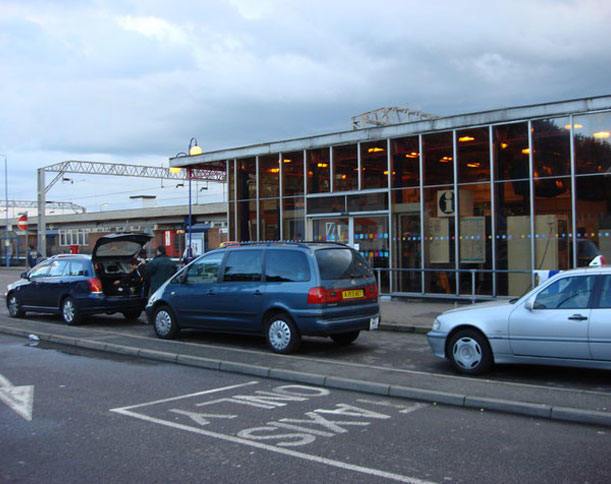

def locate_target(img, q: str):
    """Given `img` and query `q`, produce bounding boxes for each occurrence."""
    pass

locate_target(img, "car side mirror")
[21,271,29,280]
[524,296,536,311]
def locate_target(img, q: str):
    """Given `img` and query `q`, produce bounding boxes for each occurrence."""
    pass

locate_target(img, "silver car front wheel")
[448,329,493,375]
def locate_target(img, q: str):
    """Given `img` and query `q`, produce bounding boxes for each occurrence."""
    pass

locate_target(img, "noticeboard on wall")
[460,216,486,264]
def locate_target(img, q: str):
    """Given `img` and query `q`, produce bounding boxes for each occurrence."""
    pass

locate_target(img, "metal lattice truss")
[1,200,86,213]
[43,160,226,191]
[352,107,439,129]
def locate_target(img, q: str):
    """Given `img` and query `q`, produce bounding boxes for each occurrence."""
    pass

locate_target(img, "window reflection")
[495,180,531,296]
[361,141,388,189]
[236,158,256,200]
[493,123,529,181]
[574,111,611,175]
[457,128,490,183]
[423,132,453,186]
[532,118,570,178]
[283,197,305,240]
[391,136,420,188]
[392,188,421,293]
[333,144,358,192]
[282,151,304,196]
[237,200,257,242]
[259,198,280,240]
[575,174,611,266]
[259,155,279,198]
[307,148,330,193]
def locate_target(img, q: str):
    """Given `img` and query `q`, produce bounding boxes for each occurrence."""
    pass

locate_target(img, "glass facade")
[223,103,611,299]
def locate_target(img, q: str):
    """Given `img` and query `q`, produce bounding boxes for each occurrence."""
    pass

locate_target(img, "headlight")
[432,319,441,331]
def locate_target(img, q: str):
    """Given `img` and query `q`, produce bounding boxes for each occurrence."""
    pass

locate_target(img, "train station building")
[176,95,611,299]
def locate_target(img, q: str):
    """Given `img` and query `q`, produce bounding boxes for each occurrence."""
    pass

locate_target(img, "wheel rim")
[269,320,292,351]
[63,300,75,322]
[155,310,172,336]
[8,296,18,316]
[452,337,482,369]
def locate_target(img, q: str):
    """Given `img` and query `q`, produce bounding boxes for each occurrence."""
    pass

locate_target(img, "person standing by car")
[27,245,38,268]
[145,246,177,295]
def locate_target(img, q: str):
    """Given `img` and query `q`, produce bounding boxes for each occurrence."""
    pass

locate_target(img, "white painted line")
[0,373,34,421]
[357,399,429,415]
[110,407,435,484]
[111,381,259,412]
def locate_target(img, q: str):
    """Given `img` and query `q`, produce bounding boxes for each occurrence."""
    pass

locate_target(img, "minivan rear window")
[315,248,371,280]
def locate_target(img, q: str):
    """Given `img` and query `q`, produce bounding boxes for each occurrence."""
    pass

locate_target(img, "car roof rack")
[222,240,348,249]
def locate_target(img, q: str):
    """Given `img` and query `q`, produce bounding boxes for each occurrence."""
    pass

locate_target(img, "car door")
[589,275,611,361]
[168,252,224,328]
[211,249,265,332]
[37,259,70,308]
[19,261,51,307]
[508,275,595,359]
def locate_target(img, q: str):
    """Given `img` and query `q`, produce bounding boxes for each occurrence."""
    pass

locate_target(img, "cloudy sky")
[1,0,610,211]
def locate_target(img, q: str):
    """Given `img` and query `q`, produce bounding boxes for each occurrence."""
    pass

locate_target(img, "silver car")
[427,267,611,375]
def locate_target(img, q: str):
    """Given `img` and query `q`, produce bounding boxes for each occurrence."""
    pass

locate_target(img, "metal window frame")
[452,130,460,295]
[278,152,283,240]
[528,120,535,287]
[418,134,425,294]
[569,114,578,268]
[329,146,334,193]
[387,138,393,293]
[357,142,362,190]
[489,126,497,296]
[255,155,260,241]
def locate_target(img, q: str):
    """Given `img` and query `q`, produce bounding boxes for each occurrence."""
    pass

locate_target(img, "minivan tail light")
[307,287,341,305]
[364,283,378,299]
[88,277,103,294]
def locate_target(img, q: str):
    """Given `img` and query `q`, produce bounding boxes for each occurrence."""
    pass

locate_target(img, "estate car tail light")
[88,277,103,294]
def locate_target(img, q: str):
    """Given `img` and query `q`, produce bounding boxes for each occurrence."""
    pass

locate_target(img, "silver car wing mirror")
[524,296,536,311]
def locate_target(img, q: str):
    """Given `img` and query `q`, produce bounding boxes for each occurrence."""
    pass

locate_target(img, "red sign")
[17,214,28,231]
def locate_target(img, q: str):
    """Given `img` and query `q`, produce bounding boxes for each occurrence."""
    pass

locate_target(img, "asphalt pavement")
[1,333,610,484]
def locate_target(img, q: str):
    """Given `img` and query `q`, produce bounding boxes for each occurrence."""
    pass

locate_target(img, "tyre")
[122,310,142,321]
[330,331,360,346]
[448,329,493,375]
[153,306,179,339]
[7,293,25,318]
[265,313,301,354]
[61,297,82,325]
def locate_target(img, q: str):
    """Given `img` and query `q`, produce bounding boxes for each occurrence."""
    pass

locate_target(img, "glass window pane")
[534,176,572,270]
[423,132,453,186]
[534,276,595,310]
[312,218,349,243]
[223,250,263,282]
[493,122,529,181]
[259,198,280,241]
[307,148,330,193]
[185,252,223,284]
[316,248,372,280]
[236,158,257,200]
[228,201,236,241]
[228,160,235,202]
[575,174,611,266]
[283,197,305,241]
[392,188,421,293]
[458,184,492,295]
[333,144,358,192]
[532,118,570,178]
[347,192,388,212]
[307,196,345,214]
[495,180,532,296]
[598,276,611,308]
[259,155,279,198]
[66,259,89,277]
[423,186,455,294]
[265,250,311,282]
[574,111,611,175]
[457,127,490,183]
[282,151,304,196]
[237,200,257,242]
[354,216,389,293]
[391,136,419,188]
[48,260,69,277]
[361,141,388,189]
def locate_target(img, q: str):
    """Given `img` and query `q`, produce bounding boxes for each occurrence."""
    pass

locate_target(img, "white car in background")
[427,267,611,375]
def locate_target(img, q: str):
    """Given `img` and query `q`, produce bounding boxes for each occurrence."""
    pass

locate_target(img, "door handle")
[254,290,263,296]
[568,314,588,321]
[206,289,216,296]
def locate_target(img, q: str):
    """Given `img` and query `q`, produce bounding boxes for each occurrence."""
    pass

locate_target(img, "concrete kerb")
[1,324,610,428]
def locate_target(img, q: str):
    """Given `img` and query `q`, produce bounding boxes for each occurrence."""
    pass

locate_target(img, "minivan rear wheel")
[265,313,301,354]
[153,306,179,339]
[331,331,360,346]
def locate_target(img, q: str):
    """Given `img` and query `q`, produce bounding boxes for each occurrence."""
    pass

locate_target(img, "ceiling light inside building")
[317,162,328,168]
[466,162,481,168]
[283,159,292,163]
[405,152,419,159]
[521,148,530,155]
[269,168,280,174]
[458,136,475,142]
[593,131,610,139]
[440,156,452,163]
[367,147,385,153]
[500,142,509,149]
[564,123,583,130]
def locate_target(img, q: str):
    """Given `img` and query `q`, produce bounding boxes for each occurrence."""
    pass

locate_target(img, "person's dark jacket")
[146,255,177,295]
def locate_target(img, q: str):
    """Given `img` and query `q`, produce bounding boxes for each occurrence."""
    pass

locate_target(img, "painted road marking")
[356,398,429,414]
[110,382,434,484]
[0,373,34,421]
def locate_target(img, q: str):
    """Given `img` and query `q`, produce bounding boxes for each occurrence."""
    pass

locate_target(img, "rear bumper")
[294,303,380,336]
[75,294,146,315]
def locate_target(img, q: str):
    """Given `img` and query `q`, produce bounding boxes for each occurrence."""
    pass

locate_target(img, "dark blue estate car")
[5,234,151,325]
[145,242,380,353]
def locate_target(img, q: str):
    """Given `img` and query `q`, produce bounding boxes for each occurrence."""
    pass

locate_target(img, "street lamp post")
[186,138,203,260]
[2,154,8,267]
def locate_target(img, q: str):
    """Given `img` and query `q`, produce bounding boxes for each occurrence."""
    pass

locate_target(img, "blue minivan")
[145,242,380,353]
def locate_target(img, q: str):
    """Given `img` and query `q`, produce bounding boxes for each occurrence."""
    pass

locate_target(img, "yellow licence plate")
[342,289,364,299]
